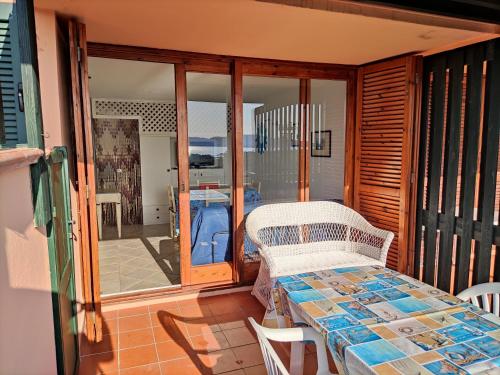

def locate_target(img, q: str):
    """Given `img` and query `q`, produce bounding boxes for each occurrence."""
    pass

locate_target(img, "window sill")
[0,147,43,172]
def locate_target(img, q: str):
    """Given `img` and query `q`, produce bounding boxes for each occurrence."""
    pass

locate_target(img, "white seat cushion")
[262,249,384,278]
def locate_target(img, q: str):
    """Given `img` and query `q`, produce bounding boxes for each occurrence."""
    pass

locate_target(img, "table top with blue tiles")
[262,265,500,374]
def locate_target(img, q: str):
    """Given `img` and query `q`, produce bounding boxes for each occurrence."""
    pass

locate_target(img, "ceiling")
[35,0,489,65]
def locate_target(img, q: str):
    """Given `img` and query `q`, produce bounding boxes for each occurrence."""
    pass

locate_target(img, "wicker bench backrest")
[246,201,394,263]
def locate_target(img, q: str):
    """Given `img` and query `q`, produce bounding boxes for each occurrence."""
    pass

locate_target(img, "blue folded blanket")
[191,205,232,265]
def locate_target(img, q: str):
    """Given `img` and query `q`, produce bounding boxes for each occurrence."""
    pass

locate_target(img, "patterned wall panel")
[93,99,177,133]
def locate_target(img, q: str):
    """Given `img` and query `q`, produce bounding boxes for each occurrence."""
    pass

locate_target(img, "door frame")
[79,42,356,296]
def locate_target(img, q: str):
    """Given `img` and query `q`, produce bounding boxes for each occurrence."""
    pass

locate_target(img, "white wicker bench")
[246,201,394,306]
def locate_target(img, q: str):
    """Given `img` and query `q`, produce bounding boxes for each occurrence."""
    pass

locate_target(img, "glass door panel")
[88,58,181,296]
[242,76,300,263]
[309,79,347,203]
[186,72,232,267]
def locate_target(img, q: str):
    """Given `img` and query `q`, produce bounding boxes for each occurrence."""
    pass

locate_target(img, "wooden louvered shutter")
[354,56,421,273]
[0,2,25,146]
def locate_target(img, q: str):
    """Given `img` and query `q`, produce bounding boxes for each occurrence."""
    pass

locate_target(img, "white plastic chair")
[456,282,500,316]
[248,317,333,375]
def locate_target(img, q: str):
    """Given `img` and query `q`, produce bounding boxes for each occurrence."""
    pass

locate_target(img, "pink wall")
[0,164,57,374]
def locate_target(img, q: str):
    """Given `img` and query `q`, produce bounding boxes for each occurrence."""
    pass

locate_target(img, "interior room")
[88,58,347,295]
[89,58,180,295]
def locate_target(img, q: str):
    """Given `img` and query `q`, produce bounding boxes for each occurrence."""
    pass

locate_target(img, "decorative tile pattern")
[263,265,500,374]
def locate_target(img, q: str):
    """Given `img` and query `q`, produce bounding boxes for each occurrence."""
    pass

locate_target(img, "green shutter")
[0,2,26,147]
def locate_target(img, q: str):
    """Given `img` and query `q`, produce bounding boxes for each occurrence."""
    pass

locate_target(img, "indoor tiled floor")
[79,291,327,375]
[99,224,180,295]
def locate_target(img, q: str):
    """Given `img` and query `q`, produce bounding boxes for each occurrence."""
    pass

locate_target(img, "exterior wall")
[0,163,57,375]
[35,9,86,336]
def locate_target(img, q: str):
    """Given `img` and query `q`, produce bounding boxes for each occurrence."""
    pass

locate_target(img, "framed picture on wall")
[311,130,331,157]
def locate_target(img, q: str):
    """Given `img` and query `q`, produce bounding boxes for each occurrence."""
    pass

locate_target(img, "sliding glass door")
[242,76,301,264]
[308,79,347,203]
[184,72,234,283]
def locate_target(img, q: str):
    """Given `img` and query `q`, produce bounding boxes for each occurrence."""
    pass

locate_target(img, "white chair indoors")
[248,317,333,375]
[456,282,500,316]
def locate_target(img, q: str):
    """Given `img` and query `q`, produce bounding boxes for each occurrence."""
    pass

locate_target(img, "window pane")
[309,79,347,202]
[242,76,300,263]
[186,72,232,266]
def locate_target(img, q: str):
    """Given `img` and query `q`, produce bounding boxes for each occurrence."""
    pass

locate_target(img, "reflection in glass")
[242,76,300,263]
[309,80,347,202]
[186,73,232,266]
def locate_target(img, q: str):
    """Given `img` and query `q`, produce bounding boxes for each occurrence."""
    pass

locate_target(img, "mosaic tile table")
[262,265,500,375]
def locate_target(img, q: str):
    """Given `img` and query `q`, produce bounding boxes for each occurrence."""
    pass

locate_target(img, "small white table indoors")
[96,191,121,239]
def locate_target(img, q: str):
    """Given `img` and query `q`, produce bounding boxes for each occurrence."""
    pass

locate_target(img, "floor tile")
[118,305,150,318]
[119,363,161,375]
[102,319,119,336]
[80,290,271,374]
[156,339,190,361]
[190,331,230,352]
[179,303,213,319]
[231,344,264,368]
[219,370,245,375]
[184,316,221,337]
[152,321,187,343]
[223,326,257,348]
[159,357,205,375]
[208,299,243,315]
[304,352,320,374]
[79,351,118,374]
[149,301,179,314]
[119,328,154,349]
[119,344,158,369]
[119,314,152,332]
[150,309,184,327]
[215,311,247,331]
[243,364,267,375]
[80,334,118,356]
[197,349,241,374]
[101,310,118,320]
[99,224,179,296]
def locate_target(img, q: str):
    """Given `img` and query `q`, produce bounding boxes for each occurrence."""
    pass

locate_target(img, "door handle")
[67,220,75,240]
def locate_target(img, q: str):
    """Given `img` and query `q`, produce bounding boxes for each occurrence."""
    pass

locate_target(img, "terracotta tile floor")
[79,291,329,375]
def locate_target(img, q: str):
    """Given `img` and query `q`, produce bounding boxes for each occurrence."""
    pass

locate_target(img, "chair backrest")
[198,180,220,190]
[245,181,261,194]
[167,185,176,213]
[248,318,289,375]
[456,282,500,316]
[245,201,394,264]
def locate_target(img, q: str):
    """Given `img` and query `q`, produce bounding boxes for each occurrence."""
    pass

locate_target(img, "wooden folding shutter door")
[68,20,102,342]
[354,56,421,273]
